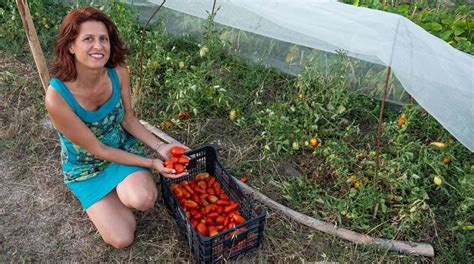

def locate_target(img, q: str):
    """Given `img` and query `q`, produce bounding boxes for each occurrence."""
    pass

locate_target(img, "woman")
[45,7,186,249]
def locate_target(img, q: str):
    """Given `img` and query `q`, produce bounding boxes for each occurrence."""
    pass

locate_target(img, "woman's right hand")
[151,159,187,178]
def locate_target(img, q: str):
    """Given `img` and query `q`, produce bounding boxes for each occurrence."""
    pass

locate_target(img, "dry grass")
[0,51,427,263]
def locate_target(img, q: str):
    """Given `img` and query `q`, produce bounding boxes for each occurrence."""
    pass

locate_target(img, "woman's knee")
[117,171,158,211]
[127,188,157,211]
[103,229,135,249]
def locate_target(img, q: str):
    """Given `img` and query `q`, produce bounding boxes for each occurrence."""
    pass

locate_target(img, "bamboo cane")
[15,0,50,91]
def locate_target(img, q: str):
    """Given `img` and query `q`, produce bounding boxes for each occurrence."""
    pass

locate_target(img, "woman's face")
[69,20,110,70]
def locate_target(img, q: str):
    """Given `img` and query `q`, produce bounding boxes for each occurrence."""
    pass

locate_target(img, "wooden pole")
[16,0,50,91]
[142,121,435,257]
[137,0,166,97]
[373,66,392,219]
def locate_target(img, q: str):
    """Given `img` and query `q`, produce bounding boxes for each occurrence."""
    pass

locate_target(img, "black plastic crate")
[161,145,266,263]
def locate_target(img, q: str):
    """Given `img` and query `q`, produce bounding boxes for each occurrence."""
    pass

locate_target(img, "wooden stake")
[142,121,435,257]
[373,66,391,219]
[137,0,166,97]
[16,0,50,91]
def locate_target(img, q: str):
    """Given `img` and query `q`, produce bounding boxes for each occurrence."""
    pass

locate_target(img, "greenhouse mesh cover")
[129,0,473,152]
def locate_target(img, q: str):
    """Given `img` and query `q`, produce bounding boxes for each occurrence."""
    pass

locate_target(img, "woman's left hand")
[157,143,189,160]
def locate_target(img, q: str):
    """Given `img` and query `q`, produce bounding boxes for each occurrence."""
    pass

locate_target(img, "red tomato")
[181,189,191,198]
[232,213,245,224]
[178,156,190,164]
[174,164,185,174]
[184,200,198,209]
[193,186,206,194]
[219,193,229,200]
[192,211,203,221]
[195,172,209,181]
[197,181,207,190]
[224,204,239,213]
[183,184,194,195]
[207,212,219,219]
[208,177,216,187]
[208,226,218,237]
[199,194,209,206]
[239,177,248,183]
[206,188,215,195]
[216,199,229,206]
[207,195,219,203]
[196,223,208,236]
[170,146,186,157]
[215,216,225,225]
[217,205,224,214]
[178,111,190,120]
[191,194,200,204]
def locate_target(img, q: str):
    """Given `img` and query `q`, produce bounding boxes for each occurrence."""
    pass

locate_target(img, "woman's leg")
[86,190,136,249]
[116,170,158,211]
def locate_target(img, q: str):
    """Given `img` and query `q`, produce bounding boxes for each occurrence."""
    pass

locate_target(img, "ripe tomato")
[197,181,207,190]
[309,138,319,148]
[209,226,219,237]
[164,159,174,166]
[232,213,245,224]
[195,172,209,181]
[174,163,185,174]
[184,200,198,209]
[207,195,219,203]
[443,156,451,165]
[353,180,360,189]
[207,212,219,219]
[178,156,190,165]
[208,226,218,237]
[196,223,208,236]
[397,113,407,128]
[194,186,206,194]
[239,177,248,183]
[224,204,239,213]
[216,199,229,206]
[178,111,190,120]
[183,184,194,195]
[215,216,225,225]
[170,146,186,157]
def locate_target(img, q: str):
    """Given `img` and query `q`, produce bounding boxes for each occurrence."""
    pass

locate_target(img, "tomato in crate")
[161,145,266,264]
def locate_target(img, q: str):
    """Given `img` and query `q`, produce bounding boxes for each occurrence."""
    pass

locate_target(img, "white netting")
[130,0,474,152]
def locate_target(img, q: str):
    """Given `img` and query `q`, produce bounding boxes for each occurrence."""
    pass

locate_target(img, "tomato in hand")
[174,163,185,174]
[178,156,190,164]
[171,146,186,157]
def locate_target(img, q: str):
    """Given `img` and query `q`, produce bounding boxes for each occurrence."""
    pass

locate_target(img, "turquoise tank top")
[49,67,145,184]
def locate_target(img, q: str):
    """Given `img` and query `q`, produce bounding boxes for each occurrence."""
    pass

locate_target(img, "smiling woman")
[70,21,111,69]
[45,7,188,249]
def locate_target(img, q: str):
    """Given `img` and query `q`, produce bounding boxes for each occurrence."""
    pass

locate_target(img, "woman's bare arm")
[45,85,172,173]
[116,65,187,160]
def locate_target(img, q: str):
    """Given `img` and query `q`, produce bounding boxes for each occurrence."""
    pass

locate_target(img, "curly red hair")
[50,7,129,82]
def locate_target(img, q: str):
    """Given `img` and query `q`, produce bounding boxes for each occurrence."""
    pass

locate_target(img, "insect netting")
[128,0,474,151]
